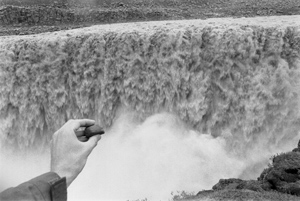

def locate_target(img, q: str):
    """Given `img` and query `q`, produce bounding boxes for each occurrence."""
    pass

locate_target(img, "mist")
[2,111,298,200]
[68,112,246,200]
[0,148,50,193]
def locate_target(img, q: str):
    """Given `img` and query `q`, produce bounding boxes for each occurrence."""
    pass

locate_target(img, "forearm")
[0,172,67,201]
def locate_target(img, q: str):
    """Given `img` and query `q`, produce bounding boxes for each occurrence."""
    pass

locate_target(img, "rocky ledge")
[0,4,168,27]
[190,141,300,200]
[0,5,75,26]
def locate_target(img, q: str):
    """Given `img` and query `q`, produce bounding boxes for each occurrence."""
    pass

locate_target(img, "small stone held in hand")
[84,124,105,138]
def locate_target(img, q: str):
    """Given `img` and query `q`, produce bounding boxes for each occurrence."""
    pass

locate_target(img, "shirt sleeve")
[0,172,67,201]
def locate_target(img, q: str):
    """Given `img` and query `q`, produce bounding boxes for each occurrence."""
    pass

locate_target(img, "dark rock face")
[207,141,300,197]
[0,5,168,27]
[259,152,300,196]
[0,5,74,26]
[212,178,264,192]
[292,140,300,152]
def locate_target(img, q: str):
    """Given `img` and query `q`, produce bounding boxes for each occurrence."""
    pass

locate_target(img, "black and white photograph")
[1,0,300,200]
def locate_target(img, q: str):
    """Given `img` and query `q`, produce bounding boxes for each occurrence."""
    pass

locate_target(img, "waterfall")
[1,16,300,200]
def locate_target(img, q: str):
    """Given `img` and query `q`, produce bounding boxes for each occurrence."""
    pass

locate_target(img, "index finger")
[69,119,95,130]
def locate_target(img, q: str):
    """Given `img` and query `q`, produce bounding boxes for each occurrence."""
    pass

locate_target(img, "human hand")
[50,119,102,187]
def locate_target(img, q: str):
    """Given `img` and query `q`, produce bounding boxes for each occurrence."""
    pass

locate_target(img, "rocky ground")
[178,141,300,201]
[0,0,300,36]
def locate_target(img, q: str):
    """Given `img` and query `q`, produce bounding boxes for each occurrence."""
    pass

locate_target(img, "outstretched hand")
[50,119,102,187]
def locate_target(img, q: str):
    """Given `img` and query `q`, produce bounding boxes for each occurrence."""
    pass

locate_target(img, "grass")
[186,189,300,201]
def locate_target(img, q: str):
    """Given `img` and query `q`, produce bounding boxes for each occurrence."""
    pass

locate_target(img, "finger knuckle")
[66,119,77,127]
[67,119,75,124]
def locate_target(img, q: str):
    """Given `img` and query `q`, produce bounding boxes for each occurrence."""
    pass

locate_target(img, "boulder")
[260,151,300,196]
[209,140,300,197]
[212,178,264,192]
[292,139,300,152]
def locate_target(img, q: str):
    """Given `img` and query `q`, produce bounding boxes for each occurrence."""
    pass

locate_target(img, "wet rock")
[209,140,300,197]
[293,148,300,152]
[260,151,300,196]
[212,178,264,192]
[0,5,75,26]
[292,139,300,152]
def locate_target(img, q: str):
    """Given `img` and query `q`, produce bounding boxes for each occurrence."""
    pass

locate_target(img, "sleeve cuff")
[49,174,67,201]
[28,172,67,201]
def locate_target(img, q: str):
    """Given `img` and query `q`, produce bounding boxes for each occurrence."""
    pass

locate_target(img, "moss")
[272,152,300,170]
[191,189,300,201]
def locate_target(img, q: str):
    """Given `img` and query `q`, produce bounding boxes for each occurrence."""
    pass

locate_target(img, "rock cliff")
[193,141,300,200]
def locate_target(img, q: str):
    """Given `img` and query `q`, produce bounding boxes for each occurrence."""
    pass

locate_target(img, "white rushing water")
[1,15,300,200]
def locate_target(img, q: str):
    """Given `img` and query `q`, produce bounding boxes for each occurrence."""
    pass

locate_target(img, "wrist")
[56,171,72,187]
[51,166,73,187]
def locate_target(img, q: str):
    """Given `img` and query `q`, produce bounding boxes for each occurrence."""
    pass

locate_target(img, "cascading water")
[1,16,300,200]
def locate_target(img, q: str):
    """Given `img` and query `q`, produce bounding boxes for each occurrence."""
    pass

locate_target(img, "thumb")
[84,135,101,153]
